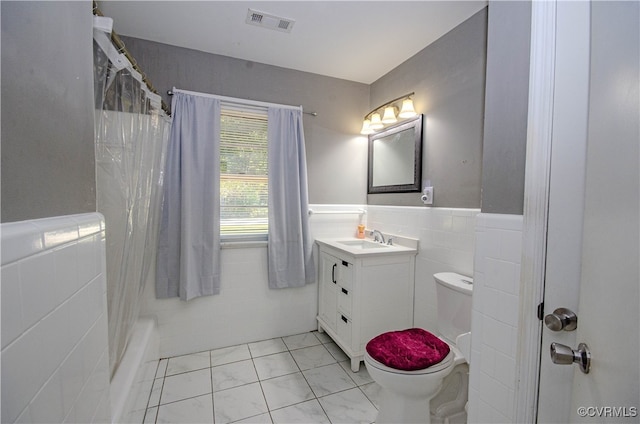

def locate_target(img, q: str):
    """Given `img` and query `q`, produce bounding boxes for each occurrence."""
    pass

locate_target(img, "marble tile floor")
[140,331,383,423]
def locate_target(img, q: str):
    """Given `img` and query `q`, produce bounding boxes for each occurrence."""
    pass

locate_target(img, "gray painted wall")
[480,1,531,214]
[120,37,370,205]
[0,3,527,219]
[1,1,96,223]
[126,4,531,212]
[368,8,488,208]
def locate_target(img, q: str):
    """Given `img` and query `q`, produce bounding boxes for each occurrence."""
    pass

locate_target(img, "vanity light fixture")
[360,92,417,135]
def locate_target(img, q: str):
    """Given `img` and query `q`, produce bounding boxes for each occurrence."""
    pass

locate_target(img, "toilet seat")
[366,328,451,371]
[365,350,454,375]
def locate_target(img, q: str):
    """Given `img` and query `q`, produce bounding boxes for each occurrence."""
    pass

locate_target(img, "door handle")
[550,342,591,374]
[544,307,578,331]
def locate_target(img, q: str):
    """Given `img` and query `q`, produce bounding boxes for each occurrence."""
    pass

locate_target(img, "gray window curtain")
[267,107,315,288]
[156,92,221,300]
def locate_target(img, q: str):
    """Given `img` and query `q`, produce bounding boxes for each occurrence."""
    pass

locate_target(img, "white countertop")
[315,235,418,257]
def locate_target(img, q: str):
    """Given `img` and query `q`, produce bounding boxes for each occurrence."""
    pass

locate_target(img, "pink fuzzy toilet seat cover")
[366,328,450,371]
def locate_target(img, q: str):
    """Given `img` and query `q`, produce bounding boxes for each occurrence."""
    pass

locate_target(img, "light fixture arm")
[364,92,415,119]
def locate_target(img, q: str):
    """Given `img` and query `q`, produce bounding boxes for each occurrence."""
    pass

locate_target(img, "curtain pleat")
[156,92,221,300]
[267,108,315,288]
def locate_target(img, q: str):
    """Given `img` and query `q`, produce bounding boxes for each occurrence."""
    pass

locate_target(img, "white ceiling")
[98,1,486,84]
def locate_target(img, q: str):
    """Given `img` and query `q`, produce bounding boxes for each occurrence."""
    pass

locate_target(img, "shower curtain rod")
[168,88,318,117]
[93,2,171,116]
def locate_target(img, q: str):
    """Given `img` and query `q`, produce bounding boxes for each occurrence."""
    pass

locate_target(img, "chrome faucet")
[370,230,385,244]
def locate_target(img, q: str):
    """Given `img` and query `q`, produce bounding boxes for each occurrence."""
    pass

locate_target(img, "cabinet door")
[318,252,339,331]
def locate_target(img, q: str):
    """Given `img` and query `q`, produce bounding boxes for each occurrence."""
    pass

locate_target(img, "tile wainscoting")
[140,204,367,359]
[366,205,479,332]
[0,207,523,423]
[0,213,111,423]
[141,205,480,358]
[468,213,524,422]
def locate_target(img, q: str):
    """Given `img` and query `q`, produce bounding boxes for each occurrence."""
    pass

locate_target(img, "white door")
[537,1,639,423]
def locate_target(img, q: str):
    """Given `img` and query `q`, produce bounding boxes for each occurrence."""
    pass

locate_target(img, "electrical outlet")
[421,187,433,205]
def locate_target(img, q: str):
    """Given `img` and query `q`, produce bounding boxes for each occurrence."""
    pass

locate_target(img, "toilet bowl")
[365,343,457,423]
[364,272,473,424]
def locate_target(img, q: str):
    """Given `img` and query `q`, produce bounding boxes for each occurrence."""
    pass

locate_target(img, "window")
[219,106,268,240]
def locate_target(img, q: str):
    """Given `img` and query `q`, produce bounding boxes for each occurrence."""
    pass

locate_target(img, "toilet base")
[431,410,467,424]
[376,386,437,424]
[430,363,469,423]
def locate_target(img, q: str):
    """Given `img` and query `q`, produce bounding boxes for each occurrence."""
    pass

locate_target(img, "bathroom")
[1,1,638,424]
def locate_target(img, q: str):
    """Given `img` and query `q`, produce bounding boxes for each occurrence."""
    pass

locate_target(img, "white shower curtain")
[93,20,170,376]
[156,92,222,300]
[267,107,315,288]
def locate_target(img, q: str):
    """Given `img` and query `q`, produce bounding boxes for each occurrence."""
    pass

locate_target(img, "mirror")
[368,115,423,194]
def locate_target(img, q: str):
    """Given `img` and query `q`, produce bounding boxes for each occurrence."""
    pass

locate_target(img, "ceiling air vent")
[245,8,295,33]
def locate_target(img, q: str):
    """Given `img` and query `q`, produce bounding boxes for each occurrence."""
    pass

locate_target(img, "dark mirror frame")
[367,115,423,194]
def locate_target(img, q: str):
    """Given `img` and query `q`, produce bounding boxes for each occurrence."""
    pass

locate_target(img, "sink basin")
[315,237,418,257]
[337,240,388,249]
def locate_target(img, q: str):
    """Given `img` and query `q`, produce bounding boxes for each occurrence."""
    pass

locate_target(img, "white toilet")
[364,272,473,424]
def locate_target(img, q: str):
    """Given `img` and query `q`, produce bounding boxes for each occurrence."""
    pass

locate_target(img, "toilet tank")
[434,272,473,344]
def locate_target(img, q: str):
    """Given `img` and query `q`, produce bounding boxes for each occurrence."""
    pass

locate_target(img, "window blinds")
[219,107,268,239]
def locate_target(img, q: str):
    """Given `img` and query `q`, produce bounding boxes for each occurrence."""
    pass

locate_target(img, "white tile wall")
[1,213,111,423]
[308,204,368,239]
[141,246,319,358]
[366,205,479,331]
[141,204,479,358]
[140,204,366,358]
[468,213,523,423]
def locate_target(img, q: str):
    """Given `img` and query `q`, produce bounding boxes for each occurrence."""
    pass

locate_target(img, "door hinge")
[537,302,545,320]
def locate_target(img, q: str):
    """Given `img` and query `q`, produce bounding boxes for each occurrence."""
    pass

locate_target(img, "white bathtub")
[110,317,160,423]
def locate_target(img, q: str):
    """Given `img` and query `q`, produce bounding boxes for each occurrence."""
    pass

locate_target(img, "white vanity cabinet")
[315,239,417,372]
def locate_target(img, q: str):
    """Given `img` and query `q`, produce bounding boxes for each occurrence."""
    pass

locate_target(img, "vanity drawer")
[337,313,352,347]
[337,286,352,317]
